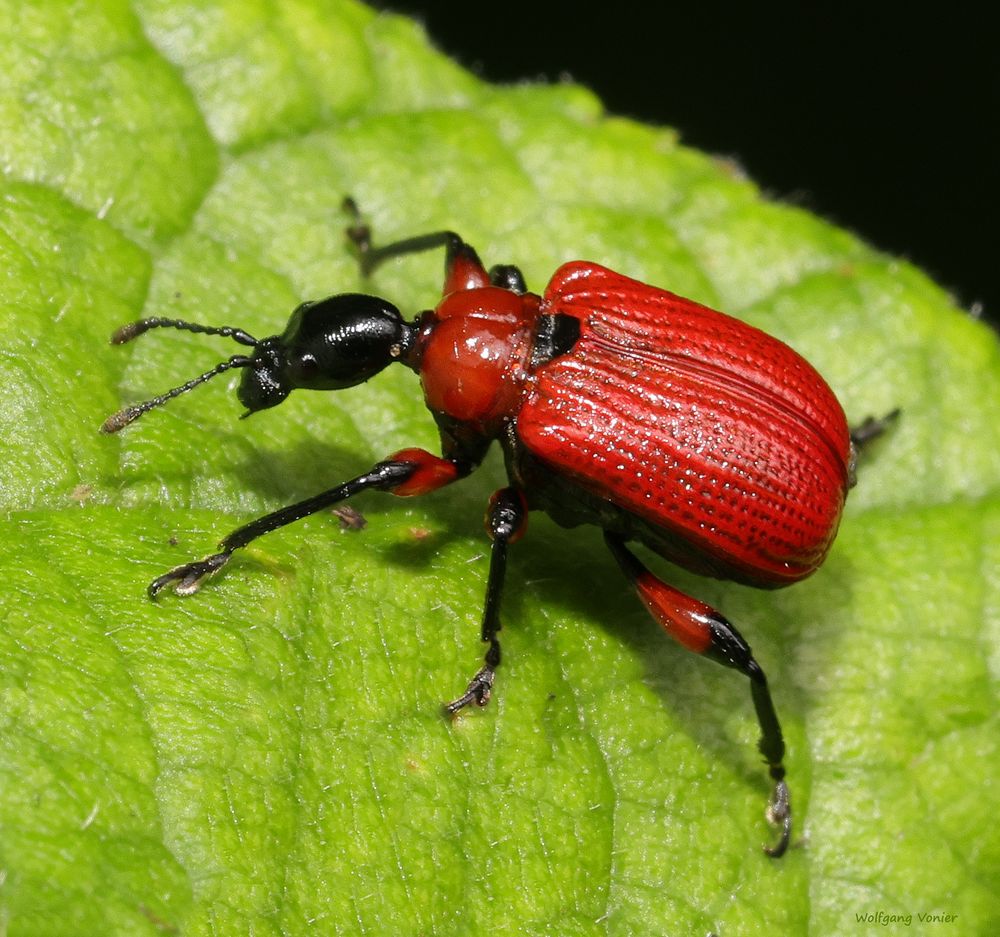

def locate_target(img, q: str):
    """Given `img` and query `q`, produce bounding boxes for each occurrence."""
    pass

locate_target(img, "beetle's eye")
[294,354,319,378]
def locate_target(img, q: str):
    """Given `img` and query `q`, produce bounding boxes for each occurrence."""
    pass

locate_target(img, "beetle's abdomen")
[518,262,852,587]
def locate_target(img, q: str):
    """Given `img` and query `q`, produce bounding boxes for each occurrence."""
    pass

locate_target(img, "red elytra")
[103,207,867,859]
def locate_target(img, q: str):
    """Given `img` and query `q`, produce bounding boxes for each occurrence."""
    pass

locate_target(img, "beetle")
[103,200,886,857]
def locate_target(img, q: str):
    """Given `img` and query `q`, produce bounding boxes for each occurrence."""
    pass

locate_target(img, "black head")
[237,294,409,414]
[101,294,411,433]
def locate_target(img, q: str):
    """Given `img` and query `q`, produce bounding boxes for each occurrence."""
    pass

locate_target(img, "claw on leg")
[764,778,792,858]
[148,551,231,598]
[443,666,495,714]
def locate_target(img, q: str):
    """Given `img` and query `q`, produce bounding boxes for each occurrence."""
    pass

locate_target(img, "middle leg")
[445,487,529,713]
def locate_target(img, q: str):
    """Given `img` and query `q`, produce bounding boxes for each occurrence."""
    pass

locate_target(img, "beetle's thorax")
[415,286,541,436]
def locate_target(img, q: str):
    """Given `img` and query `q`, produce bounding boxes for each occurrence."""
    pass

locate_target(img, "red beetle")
[103,202,877,857]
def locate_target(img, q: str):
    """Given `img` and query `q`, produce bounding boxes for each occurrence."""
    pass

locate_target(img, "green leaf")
[2,2,998,935]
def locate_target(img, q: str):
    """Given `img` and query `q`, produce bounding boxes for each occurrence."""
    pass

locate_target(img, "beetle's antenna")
[111,318,259,347]
[101,355,256,433]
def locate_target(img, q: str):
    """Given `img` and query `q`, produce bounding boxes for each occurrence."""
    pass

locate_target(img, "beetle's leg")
[850,408,900,449]
[486,264,527,293]
[445,487,529,713]
[605,533,792,858]
[847,408,900,487]
[148,448,470,598]
[342,196,495,294]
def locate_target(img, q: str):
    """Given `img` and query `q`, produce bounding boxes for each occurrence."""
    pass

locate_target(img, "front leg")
[343,196,528,297]
[149,448,468,597]
[445,487,529,713]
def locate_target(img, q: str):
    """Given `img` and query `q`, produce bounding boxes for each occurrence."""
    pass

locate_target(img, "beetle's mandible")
[103,199,890,857]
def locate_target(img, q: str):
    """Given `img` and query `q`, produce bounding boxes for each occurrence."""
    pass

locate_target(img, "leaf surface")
[1,3,998,935]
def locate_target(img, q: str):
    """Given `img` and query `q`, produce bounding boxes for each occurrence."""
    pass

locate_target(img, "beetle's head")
[101,293,412,433]
[237,295,411,413]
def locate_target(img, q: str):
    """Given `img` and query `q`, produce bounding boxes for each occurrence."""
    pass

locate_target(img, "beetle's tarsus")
[444,666,495,714]
[148,551,231,599]
[763,778,792,858]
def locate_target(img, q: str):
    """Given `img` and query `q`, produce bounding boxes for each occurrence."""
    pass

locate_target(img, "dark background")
[374,3,996,323]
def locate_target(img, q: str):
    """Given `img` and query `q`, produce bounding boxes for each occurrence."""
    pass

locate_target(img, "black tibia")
[445,488,527,714]
[703,613,792,858]
[354,229,473,280]
[850,408,900,449]
[342,196,527,292]
[847,408,900,488]
[343,196,475,279]
[147,459,418,598]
